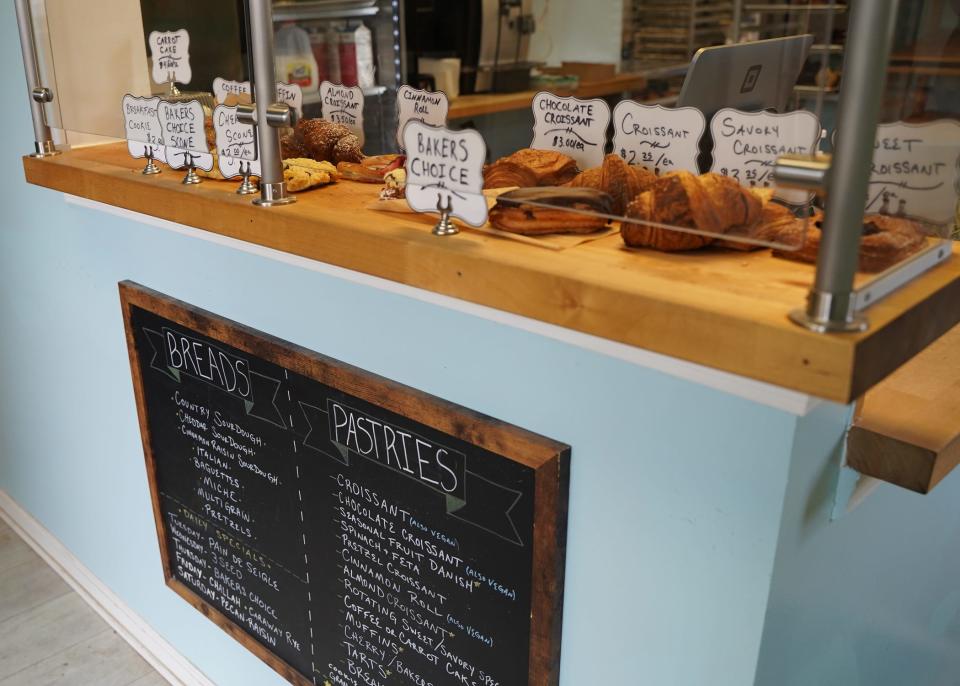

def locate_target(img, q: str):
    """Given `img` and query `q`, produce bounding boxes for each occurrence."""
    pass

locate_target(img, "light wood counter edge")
[22,146,960,404]
[847,324,960,494]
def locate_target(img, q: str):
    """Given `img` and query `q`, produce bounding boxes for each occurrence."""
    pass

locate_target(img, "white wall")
[529,0,624,67]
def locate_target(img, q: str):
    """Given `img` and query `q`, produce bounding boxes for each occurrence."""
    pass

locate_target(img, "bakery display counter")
[23,142,960,404]
[847,322,960,494]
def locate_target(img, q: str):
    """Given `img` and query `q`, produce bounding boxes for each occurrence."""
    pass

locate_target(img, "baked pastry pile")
[282,159,339,192]
[567,154,657,215]
[281,119,364,165]
[484,149,579,189]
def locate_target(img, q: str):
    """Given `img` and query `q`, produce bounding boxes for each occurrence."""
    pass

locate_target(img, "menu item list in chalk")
[120,281,570,686]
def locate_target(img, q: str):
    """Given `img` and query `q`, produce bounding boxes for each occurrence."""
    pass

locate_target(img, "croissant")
[567,154,657,215]
[621,171,762,251]
[281,119,364,164]
[484,148,578,189]
[715,195,802,251]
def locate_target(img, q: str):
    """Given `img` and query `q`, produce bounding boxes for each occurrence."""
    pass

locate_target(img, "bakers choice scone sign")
[403,121,488,227]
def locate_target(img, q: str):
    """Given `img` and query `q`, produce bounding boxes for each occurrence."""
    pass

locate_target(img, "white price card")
[213,105,261,179]
[212,78,250,104]
[275,82,304,118]
[149,29,191,86]
[157,100,214,171]
[531,92,611,170]
[613,102,704,175]
[122,94,167,164]
[710,108,820,204]
[396,85,449,149]
[320,81,365,145]
[866,120,960,224]
[403,121,488,227]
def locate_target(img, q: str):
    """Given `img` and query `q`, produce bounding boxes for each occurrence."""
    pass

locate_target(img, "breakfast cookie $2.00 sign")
[403,121,488,227]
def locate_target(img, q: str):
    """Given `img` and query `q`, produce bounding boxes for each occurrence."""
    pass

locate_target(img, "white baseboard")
[0,489,215,686]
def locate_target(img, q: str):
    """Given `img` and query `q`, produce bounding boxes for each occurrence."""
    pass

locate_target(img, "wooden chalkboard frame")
[119,281,570,686]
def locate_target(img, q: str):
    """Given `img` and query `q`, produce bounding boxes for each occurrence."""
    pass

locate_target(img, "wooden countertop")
[22,143,960,403]
[847,323,960,494]
[448,74,649,120]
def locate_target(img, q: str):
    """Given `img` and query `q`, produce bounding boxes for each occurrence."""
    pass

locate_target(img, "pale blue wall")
[0,5,804,685]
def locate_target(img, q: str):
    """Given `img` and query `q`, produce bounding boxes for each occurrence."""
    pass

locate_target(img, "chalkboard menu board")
[120,282,570,686]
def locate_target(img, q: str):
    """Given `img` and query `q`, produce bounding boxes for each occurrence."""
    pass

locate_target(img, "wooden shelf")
[847,323,960,494]
[22,143,960,403]
[449,74,650,120]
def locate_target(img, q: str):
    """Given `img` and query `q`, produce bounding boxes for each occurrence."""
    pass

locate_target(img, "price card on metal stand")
[613,102,705,175]
[149,29,191,86]
[213,105,261,179]
[403,121,488,228]
[157,100,214,172]
[122,94,167,164]
[320,81,365,145]
[212,78,250,104]
[396,85,449,149]
[710,108,821,204]
[531,92,611,170]
[867,120,960,224]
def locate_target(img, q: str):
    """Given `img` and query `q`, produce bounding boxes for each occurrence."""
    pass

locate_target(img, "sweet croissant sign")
[403,121,488,227]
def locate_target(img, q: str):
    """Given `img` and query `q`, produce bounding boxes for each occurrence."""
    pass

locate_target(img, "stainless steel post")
[789,0,899,333]
[14,0,59,157]
[247,0,294,207]
[731,0,742,43]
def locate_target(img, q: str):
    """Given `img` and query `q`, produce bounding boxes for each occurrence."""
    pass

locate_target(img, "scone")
[282,158,339,192]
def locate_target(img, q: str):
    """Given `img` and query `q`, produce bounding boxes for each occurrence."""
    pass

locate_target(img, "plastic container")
[338,25,376,89]
[275,23,319,91]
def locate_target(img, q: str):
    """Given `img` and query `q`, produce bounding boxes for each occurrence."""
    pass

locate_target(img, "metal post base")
[236,173,258,195]
[142,158,162,175]
[253,181,296,207]
[789,290,869,334]
[29,140,59,158]
[182,167,202,185]
[432,215,459,236]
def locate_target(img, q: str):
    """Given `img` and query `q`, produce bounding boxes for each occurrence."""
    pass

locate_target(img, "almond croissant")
[620,171,762,251]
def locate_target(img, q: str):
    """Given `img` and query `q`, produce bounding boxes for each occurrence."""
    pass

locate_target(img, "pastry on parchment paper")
[282,158,339,192]
[489,187,614,235]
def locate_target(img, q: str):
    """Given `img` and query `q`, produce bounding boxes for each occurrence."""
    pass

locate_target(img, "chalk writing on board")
[149,29,191,85]
[613,102,705,175]
[396,85,450,149]
[710,108,820,204]
[124,285,567,686]
[403,121,488,227]
[531,92,611,170]
[866,120,960,224]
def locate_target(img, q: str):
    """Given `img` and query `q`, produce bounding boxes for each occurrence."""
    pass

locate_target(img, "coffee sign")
[320,81,365,145]
[531,92,611,169]
[396,85,449,149]
[710,108,821,204]
[149,29,191,85]
[613,102,704,175]
[403,121,488,227]
[212,77,250,104]
[867,120,960,224]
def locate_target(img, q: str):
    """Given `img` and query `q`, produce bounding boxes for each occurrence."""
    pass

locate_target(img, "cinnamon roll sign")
[531,92,612,170]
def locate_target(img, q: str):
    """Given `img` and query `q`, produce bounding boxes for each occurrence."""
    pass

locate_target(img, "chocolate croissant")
[281,118,364,164]
[567,154,657,215]
[620,171,762,251]
[489,187,614,235]
[484,149,578,189]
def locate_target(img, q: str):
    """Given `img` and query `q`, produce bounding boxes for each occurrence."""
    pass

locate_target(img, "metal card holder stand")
[236,162,258,195]
[180,152,201,186]
[433,196,458,237]
[142,147,162,176]
[15,0,59,158]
